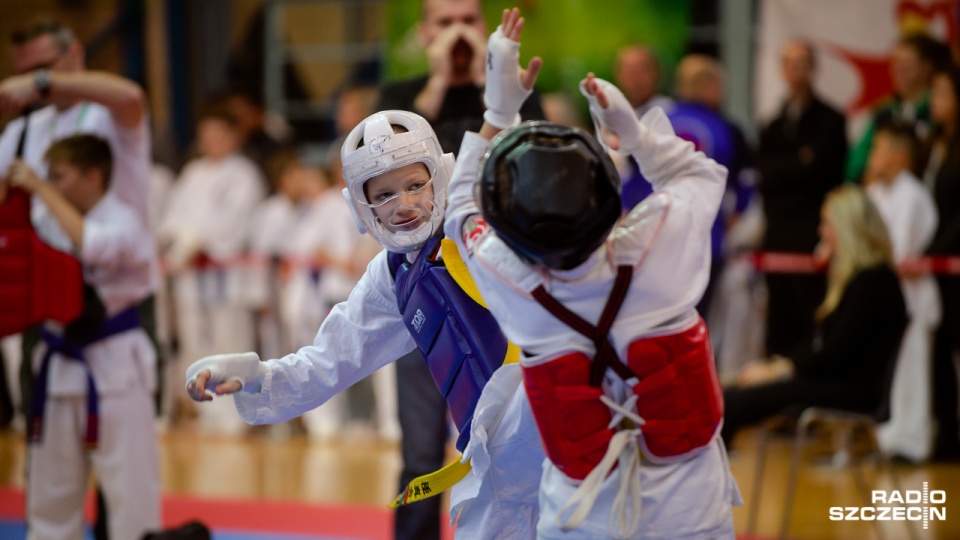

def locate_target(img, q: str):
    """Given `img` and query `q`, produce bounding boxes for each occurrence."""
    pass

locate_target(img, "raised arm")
[0,70,144,128]
[7,159,85,246]
[445,7,541,241]
[580,74,727,213]
[478,8,542,140]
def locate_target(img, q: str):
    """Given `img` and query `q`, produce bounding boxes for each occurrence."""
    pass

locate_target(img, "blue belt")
[28,306,141,448]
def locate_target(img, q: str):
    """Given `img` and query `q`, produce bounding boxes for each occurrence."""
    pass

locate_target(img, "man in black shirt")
[376,2,543,539]
[378,0,544,154]
[757,39,847,356]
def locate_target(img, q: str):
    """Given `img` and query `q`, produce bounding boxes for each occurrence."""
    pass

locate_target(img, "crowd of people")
[0,0,959,539]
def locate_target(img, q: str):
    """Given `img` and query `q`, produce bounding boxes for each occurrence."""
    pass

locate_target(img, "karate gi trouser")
[535,439,739,540]
[27,389,160,540]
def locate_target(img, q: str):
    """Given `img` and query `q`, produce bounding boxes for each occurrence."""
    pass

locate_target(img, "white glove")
[578,77,644,154]
[185,351,265,399]
[483,25,531,129]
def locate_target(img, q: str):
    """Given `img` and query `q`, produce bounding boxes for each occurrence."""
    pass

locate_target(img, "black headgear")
[479,121,621,270]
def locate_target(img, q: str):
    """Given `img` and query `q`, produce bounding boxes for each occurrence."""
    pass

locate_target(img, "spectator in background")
[225,86,294,193]
[158,103,265,435]
[614,44,674,118]
[924,65,960,461]
[757,39,846,357]
[0,21,157,540]
[541,91,587,130]
[330,83,402,442]
[376,1,544,537]
[6,134,160,540]
[378,0,544,154]
[286,155,385,440]
[334,82,380,138]
[0,18,157,409]
[864,123,939,462]
[663,54,753,318]
[612,44,675,208]
[247,151,306,362]
[846,34,950,182]
[723,186,907,448]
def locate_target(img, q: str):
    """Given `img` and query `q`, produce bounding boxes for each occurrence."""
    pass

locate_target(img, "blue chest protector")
[388,235,508,451]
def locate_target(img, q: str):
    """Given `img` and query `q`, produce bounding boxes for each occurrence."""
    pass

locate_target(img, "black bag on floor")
[141,521,211,540]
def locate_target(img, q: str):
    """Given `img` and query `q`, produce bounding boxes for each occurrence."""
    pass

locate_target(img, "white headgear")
[341,110,454,253]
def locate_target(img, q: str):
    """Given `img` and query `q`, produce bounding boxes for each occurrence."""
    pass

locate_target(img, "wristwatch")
[34,68,52,99]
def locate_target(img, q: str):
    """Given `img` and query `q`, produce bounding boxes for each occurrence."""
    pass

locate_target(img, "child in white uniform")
[442,9,740,537]
[864,123,940,461]
[184,96,545,540]
[7,134,159,540]
[159,105,265,434]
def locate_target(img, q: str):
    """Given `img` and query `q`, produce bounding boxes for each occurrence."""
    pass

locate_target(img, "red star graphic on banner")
[824,45,893,115]
[821,0,958,116]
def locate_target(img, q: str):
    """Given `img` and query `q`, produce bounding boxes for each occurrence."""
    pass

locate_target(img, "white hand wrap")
[185,351,265,396]
[578,77,644,154]
[483,25,530,129]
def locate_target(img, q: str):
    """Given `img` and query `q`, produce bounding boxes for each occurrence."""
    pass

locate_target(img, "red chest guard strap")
[522,265,636,480]
[531,265,636,386]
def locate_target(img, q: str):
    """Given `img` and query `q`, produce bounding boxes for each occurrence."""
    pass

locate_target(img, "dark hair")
[874,121,920,172]
[11,19,75,53]
[898,34,952,72]
[197,99,239,128]
[44,134,114,190]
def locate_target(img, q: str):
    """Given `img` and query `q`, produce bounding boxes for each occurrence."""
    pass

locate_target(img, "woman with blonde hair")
[721,185,908,448]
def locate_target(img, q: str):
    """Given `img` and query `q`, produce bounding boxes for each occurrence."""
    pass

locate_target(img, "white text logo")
[412,309,426,333]
[829,482,946,529]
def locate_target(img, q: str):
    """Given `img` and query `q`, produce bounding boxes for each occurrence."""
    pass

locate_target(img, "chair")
[745,338,917,540]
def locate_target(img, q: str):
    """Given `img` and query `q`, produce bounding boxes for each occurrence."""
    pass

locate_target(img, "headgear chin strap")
[479,121,622,270]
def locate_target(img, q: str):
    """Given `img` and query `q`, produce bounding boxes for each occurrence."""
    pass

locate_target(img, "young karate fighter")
[441,11,741,535]
[184,10,544,537]
[7,134,159,540]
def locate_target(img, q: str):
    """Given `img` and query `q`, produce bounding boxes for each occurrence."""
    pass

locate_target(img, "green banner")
[384,0,690,95]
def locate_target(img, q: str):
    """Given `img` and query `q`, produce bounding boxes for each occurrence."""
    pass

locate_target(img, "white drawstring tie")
[557,393,644,539]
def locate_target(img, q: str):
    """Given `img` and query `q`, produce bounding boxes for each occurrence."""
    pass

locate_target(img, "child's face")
[363,162,434,233]
[866,133,908,185]
[48,160,100,212]
[197,118,239,160]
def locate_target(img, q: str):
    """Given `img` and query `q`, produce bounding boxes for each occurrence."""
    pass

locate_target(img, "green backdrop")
[383,0,691,96]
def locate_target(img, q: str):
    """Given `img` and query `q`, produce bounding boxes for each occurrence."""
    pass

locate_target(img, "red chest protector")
[521,265,723,480]
[0,188,84,338]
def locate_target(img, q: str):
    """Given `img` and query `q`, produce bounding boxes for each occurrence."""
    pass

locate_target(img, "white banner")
[755,0,958,135]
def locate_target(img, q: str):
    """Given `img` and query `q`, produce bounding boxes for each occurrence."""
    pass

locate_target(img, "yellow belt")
[389,238,518,508]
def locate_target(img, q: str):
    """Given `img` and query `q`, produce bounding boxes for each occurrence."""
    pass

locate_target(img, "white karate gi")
[444,116,741,539]
[249,194,302,360]
[867,171,941,461]
[283,189,394,440]
[158,152,265,434]
[231,246,544,538]
[28,194,159,540]
[0,102,153,248]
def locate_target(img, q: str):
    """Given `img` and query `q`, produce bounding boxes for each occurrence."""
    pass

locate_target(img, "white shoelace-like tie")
[557,394,645,539]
